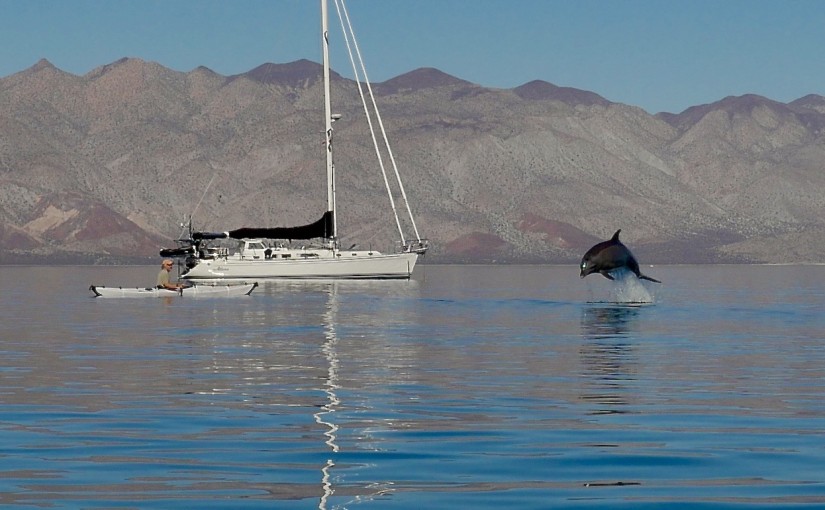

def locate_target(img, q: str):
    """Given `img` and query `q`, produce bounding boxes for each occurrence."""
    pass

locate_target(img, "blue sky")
[1,0,823,114]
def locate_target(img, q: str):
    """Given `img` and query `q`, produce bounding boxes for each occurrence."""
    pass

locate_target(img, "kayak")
[89,282,258,298]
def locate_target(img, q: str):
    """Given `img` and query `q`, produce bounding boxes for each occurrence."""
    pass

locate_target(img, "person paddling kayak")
[156,259,185,290]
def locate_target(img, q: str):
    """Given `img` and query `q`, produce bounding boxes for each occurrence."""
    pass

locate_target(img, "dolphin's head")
[579,256,596,278]
[579,231,626,279]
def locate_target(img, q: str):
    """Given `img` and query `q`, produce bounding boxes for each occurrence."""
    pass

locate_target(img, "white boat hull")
[181,251,419,281]
[89,282,258,298]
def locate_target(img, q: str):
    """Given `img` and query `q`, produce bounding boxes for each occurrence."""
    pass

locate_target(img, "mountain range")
[2,57,825,265]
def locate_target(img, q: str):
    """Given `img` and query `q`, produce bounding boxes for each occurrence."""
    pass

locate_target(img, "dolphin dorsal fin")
[611,229,621,242]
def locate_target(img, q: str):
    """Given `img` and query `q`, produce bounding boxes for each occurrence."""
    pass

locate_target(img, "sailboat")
[162,0,427,281]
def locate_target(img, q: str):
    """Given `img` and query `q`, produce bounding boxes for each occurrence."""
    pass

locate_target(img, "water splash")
[587,268,657,304]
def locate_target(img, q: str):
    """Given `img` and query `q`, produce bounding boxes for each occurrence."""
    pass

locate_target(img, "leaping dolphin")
[580,229,661,283]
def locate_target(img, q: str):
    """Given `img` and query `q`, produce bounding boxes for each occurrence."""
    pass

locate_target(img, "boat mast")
[321,0,337,245]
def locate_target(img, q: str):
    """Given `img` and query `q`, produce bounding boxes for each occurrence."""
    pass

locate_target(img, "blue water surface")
[0,264,823,508]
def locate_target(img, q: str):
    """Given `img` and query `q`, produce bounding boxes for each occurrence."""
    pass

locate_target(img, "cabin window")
[282,254,291,259]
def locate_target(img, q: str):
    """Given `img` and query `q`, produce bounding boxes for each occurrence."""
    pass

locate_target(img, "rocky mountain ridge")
[2,58,824,264]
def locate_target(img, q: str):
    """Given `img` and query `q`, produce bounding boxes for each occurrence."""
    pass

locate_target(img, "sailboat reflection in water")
[315,283,341,510]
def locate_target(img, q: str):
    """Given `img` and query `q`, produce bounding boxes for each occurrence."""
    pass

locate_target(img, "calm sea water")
[1,264,824,509]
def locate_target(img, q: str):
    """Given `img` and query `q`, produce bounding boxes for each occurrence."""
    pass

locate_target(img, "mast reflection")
[315,282,341,510]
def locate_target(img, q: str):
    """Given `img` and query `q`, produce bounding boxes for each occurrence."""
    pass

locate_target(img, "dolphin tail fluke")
[639,274,661,283]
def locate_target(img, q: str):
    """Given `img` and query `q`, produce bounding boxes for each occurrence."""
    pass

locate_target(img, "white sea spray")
[585,267,657,304]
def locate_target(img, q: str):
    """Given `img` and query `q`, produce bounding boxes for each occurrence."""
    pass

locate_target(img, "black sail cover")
[192,211,334,241]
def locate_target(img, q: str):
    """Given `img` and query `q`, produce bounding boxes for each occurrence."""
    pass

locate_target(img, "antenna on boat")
[176,214,192,242]
[183,165,219,240]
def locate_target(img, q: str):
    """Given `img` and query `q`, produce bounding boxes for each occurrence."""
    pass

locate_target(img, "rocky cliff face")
[2,58,824,264]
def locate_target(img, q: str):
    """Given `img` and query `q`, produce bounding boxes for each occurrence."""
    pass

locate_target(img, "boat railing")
[401,239,429,255]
